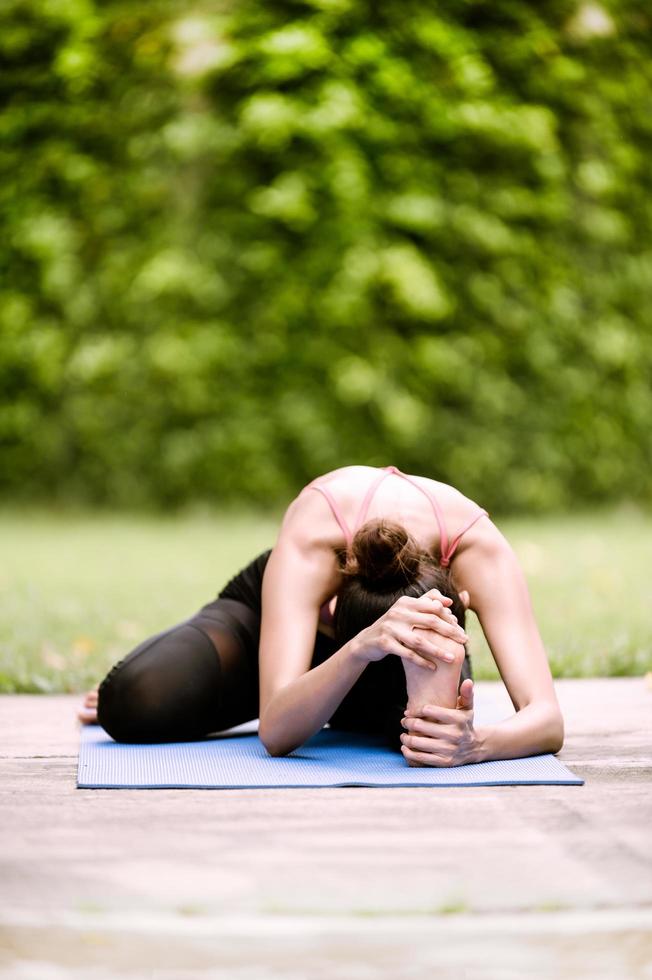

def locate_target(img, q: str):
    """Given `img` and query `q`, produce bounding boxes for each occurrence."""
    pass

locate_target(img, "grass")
[0,505,650,693]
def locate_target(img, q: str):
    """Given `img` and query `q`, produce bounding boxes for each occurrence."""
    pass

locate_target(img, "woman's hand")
[399,679,481,767]
[351,589,468,672]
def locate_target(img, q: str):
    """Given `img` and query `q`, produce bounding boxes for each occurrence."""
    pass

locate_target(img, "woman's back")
[305,464,488,567]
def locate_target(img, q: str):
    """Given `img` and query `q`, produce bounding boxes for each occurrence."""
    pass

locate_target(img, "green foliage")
[1,0,652,509]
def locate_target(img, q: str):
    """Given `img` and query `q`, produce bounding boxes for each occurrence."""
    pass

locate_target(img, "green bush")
[1,0,651,510]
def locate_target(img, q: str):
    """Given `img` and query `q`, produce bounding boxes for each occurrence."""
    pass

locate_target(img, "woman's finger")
[422,588,452,605]
[416,617,467,643]
[402,717,461,742]
[457,678,475,709]
[414,597,466,633]
[380,634,440,672]
[407,595,453,616]
[364,622,443,671]
[400,732,457,754]
[403,611,467,641]
[394,624,461,665]
[401,745,452,768]
[408,703,467,724]
[397,602,468,642]
[411,614,467,644]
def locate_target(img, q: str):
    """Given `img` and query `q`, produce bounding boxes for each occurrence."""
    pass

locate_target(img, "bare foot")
[77,686,99,725]
[403,591,470,714]
[402,630,465,714]
[403,660,457,715]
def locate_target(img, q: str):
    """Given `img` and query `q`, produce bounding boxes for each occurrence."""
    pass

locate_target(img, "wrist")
[472,724,490,763]
[344,632,369,667]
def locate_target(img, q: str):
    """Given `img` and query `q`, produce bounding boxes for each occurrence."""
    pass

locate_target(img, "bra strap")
[441,510,489,566]
[389,468,451,564]
[309,484,353,548]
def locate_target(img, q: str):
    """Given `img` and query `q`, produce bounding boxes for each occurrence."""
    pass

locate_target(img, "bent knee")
[96,624,221,743]
[97,667,161,743]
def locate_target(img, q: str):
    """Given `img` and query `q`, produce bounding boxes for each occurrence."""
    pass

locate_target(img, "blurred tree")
[1,0,651,510]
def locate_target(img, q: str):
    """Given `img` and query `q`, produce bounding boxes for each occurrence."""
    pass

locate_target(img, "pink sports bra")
[309,465,488,568]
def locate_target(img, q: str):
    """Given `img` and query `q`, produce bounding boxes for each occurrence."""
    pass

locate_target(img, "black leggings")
[97,554,472,750]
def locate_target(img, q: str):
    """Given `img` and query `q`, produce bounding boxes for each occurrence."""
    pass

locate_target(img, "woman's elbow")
[546,706,565,754]
[262,738,292,758]
[258,720,293,757]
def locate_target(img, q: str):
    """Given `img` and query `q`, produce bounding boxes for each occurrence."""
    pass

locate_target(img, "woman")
[79,464,563,766]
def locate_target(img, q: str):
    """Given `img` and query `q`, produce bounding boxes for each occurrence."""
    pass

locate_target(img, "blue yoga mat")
[77,720,583,789]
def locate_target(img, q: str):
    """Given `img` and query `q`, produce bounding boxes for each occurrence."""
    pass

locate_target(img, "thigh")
[190,598,262,731]
[97,599,261,743]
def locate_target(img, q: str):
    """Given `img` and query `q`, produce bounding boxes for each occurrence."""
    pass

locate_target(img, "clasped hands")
[400,678,479,768]
[354,588,480,767]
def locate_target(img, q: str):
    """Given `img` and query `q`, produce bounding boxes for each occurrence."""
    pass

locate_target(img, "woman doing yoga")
[78,465,563,766]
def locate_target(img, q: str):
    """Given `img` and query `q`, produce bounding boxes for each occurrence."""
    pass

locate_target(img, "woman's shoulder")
[280,467,364,545]
[306,464,378,488]
[401,470,485,515]
[299,465,383,513]
[304,465,487,519]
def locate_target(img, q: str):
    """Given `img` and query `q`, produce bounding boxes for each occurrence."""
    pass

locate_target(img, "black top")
[218,549,272,615]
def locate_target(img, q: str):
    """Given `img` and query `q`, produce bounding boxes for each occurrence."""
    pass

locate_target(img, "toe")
[78,707,98,725]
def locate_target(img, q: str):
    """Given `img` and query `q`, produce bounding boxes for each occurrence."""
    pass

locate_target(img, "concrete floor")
[0,678,651,979]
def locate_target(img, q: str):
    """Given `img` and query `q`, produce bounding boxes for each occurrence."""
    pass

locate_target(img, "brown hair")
[333,519,466,646]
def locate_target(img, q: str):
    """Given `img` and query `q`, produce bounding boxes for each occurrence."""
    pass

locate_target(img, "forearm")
[259,639,367,756]
[474,700,564,762]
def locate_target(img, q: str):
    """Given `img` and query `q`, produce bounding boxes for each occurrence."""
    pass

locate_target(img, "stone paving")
[0,678,651,979]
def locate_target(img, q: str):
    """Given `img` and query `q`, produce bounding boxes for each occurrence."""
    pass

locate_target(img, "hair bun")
[344,520,421,591]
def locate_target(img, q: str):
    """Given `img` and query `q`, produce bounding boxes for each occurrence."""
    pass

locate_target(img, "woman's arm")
[401,526,563,766]
[257,491,356,756]
[462,530,564,758]
[257,535,369,757]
